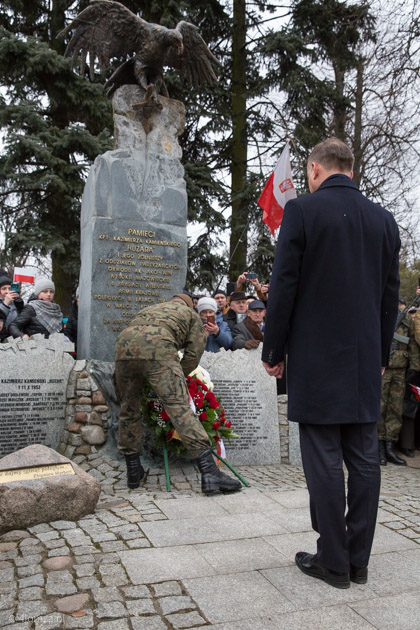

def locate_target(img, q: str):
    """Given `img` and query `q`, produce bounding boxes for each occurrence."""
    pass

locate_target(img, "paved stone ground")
[0,451,419,630]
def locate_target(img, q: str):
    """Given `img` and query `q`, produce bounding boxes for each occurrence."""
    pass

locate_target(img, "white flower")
[188,365,214,390]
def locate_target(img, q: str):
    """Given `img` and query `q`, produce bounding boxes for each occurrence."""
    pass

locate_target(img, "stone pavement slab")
[259,505,313,532]
[139,517,222,547]
[350,591,420,630]
[364,549,420,596]
[370,523,418,554]
[261,565,377,609]
[182,570,295,623]
[206,604,378,629]
[194,538,289,573]
[119,546,216,583]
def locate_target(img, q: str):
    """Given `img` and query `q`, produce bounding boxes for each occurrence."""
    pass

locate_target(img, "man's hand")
[237,272,247,287]
[244,339,260,349]
[204,322,219,336]
[261,284,269,296]
[381,367,386,376]
[249,277,261,292]
[262,360,285,379]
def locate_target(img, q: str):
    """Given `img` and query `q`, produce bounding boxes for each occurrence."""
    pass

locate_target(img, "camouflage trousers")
[115,357,211,458]
[378,368,405,442]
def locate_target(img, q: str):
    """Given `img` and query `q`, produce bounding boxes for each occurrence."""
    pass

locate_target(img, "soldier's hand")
[244,339,260,349]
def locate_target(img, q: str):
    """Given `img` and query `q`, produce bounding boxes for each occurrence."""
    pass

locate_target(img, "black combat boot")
[125,453,145,488]
[378,440,387,466]
[385,441,407,466]
[196,450,242,495]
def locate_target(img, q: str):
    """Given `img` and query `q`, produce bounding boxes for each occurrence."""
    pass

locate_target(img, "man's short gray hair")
[308,138,354,172]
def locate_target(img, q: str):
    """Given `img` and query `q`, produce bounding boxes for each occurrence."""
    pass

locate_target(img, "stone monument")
[200,348,281,465]
[78,86,188,362]
[0,335,75,458]
[0,445,100,533]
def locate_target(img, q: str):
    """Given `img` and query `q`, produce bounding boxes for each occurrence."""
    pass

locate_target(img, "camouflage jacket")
[115,301,206,375]
[389,313,420,370]
[414,308,420,347]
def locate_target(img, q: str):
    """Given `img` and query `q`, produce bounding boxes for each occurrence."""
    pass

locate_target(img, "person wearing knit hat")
[34,277,55,298]
[114,297,241,494]
[0,275,24,342]
[9,277,63,340]
[197,296,232,353]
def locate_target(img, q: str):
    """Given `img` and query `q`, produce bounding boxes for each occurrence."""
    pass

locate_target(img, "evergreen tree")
[0,1,113,311]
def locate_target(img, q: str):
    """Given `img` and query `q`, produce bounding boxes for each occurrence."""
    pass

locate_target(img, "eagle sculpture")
[58,0,220,102]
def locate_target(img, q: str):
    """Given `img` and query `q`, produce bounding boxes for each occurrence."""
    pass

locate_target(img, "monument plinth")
[78,85,188,362]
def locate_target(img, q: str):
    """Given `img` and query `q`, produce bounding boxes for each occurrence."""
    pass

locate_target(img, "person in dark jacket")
[65,287,79,350]
[223,291,248,331]
[10,278,63,339]
[232,300,266,350]
[0,275,24,341]
[197,296,232,352]
[262,138,400,589]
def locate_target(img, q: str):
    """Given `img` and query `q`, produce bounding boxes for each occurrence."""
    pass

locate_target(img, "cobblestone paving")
[0,452,418,630]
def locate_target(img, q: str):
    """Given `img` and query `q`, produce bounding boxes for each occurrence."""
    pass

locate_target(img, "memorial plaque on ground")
[78,85,188,362]
[0,335,75,458]
[200,348,281,465]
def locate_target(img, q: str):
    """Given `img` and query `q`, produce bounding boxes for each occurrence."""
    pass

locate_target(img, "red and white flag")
[13,267,35,284]
[258,144,296,236]
[410,384,420,401]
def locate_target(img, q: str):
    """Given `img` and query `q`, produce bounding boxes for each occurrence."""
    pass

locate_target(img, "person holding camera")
[0,275,24,342]
[236,272,269,305]
[197,297,232,353]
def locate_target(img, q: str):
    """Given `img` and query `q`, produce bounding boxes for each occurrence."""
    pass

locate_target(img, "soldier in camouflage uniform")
[115,294,241,494]
[379,297,420,465]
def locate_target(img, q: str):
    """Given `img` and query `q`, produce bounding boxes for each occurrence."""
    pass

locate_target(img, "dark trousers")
[299,422,380,574]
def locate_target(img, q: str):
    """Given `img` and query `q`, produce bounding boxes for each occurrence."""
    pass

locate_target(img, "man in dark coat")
[262,138,400,589]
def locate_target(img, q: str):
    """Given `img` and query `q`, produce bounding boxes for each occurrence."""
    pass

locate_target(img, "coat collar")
[317,173,359,192]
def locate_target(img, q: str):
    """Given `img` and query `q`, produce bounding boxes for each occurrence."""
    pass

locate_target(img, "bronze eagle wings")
[58,0,220,99]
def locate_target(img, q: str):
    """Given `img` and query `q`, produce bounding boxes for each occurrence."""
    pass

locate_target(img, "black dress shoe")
[385,441,407,466]
[399,447,414,458]
[295,552,350,589]
[350,565,368,584]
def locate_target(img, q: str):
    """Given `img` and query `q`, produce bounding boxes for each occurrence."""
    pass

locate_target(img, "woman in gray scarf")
[9,278,64,339]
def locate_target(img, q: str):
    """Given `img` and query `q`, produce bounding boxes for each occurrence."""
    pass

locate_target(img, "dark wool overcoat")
[262,174,400,425]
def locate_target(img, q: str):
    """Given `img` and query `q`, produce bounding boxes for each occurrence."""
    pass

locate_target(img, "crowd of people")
[0,272,77,345]
[184,273,270,354]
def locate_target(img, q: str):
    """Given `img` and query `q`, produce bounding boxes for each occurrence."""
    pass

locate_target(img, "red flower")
[201,383,208,391]
[225,421,232,428]
[214,436,220,442]
[209,399,220,409]
[167,429,174,440]
[199,412,208,421]
[148,401,155,407]
[213,421,220,430]
[160,410,169,420]
[195,399,204,409]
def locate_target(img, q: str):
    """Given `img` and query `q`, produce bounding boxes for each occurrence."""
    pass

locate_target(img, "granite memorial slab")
[0,334,75,458]
[78,85,188,362]
[200,348,281,465]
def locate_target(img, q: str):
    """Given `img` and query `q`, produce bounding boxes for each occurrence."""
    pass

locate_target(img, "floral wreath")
[141,367,238,457]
